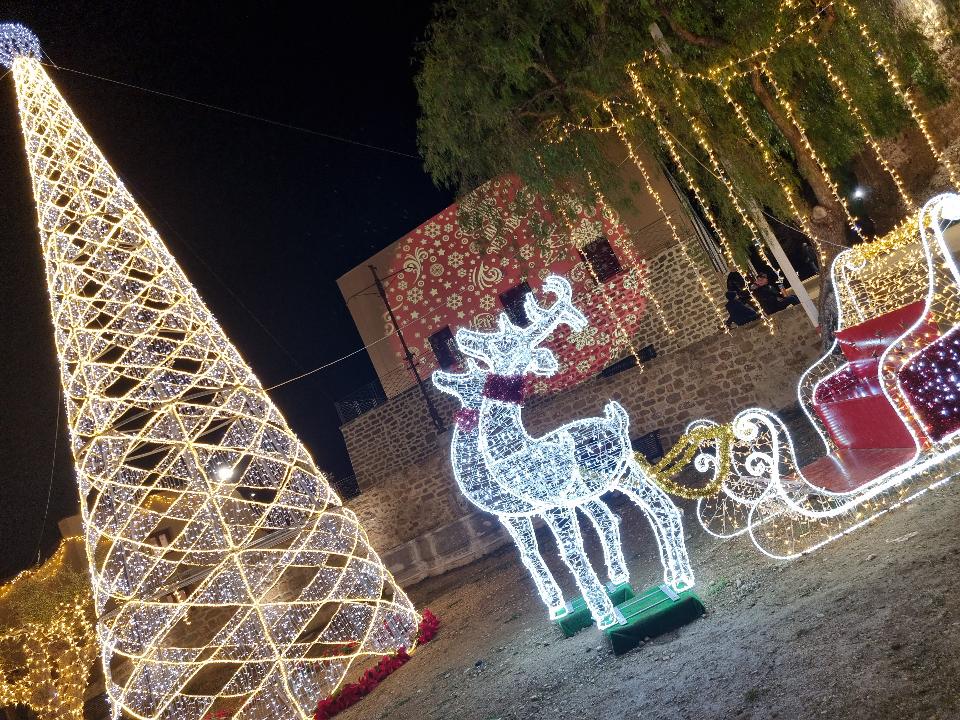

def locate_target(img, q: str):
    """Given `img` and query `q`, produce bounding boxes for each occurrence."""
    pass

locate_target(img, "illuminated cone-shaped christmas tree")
[2,25,419,720]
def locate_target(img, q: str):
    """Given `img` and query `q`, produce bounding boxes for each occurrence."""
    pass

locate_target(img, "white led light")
[434,276,694,628]
[0,23,40,69]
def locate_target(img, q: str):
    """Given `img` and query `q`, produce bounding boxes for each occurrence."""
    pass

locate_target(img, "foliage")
[416,0,950,256]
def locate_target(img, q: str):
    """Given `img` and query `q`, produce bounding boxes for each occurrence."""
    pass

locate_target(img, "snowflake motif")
[446,293,463,310]
[518,244,534,260]
[569,326,598,351]
[406,287,423,304]
[429,263,444,277]
[479,295,495,310]
[444,223,454,232]
[457,268,467,278]
[576,358,593,374]
[424,222,441,238]
[396,279,408,291]
[448,251,465,268]
[500,257,511,267]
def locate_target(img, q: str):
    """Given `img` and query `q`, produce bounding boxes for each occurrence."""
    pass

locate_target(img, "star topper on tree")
[432,275,695,628]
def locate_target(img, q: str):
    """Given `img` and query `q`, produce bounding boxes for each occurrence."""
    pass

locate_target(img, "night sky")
[0,2,453,577]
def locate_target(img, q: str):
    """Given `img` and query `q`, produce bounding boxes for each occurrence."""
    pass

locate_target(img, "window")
[498,281,532,327]
[580,236,623,283]
[428,325,462,370]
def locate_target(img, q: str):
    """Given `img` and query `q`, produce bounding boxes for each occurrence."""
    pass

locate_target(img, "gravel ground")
[338,406,960,720]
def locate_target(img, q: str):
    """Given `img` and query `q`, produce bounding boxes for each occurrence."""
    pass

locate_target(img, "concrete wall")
[345,303,821,580]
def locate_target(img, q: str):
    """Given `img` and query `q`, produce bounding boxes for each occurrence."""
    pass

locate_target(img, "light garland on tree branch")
[0,537,97,720]
[627,67,775,331]
[601,103,730,336]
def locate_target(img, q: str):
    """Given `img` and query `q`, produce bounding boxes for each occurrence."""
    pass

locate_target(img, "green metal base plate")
[604,583,705,655]
[556,582,635,637]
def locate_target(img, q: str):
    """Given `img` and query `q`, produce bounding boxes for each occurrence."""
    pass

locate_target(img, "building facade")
[337,153,727,405]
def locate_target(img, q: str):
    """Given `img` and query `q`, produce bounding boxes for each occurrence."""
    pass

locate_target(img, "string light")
[433,276,695,629]
[758,62,868,240]
[583,168,676,338]
[627,68,775,332]
[547,186,643,370]
[665,77,781,278]
[808,35,915,210]
[0,537,97,720]
[840,0,960,189]
[717,82,828,269]
[4,31,419,720]
[602,102,729,335]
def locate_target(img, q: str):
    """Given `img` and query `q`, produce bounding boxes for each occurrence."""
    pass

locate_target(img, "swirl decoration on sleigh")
[693,193,960,558]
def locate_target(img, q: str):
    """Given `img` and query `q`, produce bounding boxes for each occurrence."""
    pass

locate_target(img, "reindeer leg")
[543,507,619,629]
[620,460,695,591]
[581,499,629,585]
[501,515,566,619]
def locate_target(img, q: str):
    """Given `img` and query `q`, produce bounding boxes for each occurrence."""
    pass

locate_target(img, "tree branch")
[749,66,837,213]
[530,62,560,85]
[654,2,728,49]
[812,2,837,44]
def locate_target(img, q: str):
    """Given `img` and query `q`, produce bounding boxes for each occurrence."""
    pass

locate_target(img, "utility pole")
[369,265,446,434]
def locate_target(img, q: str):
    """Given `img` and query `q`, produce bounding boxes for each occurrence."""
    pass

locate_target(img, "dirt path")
[340,409,960,720]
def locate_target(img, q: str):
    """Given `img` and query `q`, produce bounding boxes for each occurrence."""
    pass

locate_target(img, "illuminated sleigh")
[695,193,960,558]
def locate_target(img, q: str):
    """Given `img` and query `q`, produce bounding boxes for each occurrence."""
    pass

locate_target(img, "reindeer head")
[453,275,587,377]
[432,358,487,409]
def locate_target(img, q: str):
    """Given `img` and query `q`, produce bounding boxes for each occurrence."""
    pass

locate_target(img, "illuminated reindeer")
[433,276,694,628]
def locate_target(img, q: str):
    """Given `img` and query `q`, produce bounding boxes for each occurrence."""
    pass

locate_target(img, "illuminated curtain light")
[2,26,418,720]
[583,168,676,339]
[552,103,729,335]
[664,79,780,277]
[840,0,960,189]
[549,190,642,369]
[809,38,915,210]
[626,68,775,332]
[0,537,97,720]
[433,276,695,628]
[600,103,730,335]
[717,83,828,268]
[694,194,960,558]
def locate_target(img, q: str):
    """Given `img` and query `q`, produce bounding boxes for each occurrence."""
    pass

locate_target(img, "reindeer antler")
[523,275,588,346]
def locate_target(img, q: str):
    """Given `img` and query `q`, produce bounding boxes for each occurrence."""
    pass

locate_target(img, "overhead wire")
[34,393,60,566]
[39,62,420,160]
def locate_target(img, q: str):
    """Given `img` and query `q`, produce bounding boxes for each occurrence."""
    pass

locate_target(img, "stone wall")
[632,243,727,357]
[344,303,821,566]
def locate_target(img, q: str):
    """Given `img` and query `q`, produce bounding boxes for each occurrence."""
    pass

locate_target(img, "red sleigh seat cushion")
[813,301,934,450]
[815,393,916,449]
[835,300,926,362]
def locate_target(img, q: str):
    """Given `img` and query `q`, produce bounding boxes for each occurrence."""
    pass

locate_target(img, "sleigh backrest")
[801,195,960,453]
